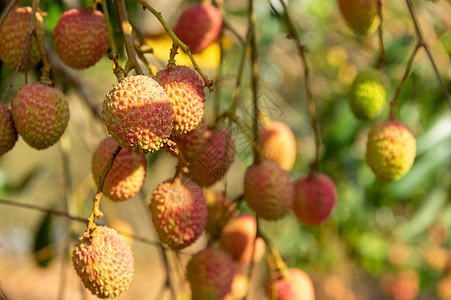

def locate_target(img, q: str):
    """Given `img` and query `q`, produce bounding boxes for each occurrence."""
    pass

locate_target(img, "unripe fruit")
[11,83,69,150]
[267,268,315,300]
[204,190,237,238]
[292,173,337,226]
[72,226,134,299]
[348,70,387,120]
[0,6,44,72]
[149,178,207,250]
[53,9,110,69]
[156,65,205,135]
[102,75,173,154]
[260,121,297,171]
[0,104,18,155]
[91,137,147,202]
[174,4,222,54]
[338,0,380,35]
[187,247,235,300]
[366,120,416,181]
[244,160,294,221]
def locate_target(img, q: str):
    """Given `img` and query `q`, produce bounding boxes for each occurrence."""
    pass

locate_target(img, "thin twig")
[101,0,118,55]
[376,0,386,68]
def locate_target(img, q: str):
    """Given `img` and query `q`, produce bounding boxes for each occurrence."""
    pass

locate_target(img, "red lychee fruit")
[187,246,235,300]
[149,178,207,250]
[174,4,223,54]
[156,65,205,135]
[53,8,110,69]
[0,6,45,72]
[102,75,173,154]
[267,268,315,300]
[244,160,294,221]
[338,0,380,36]
[91,137,147,202]
[11,82,69,150]
[172,117,207,158]
[0,103,18,155]
[260,121,297,171]
[72,226,134,299]
[204,190,237,239]
[292,173,337,226]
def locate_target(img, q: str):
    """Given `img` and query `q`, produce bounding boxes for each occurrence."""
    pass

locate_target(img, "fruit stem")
[375,0,386,69]
[258,229,288,276]
[0,0,18,29]
[101,0,118,56]
[108,53,126,82]
[167,43,179,68]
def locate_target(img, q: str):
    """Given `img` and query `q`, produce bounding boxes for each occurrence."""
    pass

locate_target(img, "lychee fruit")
[0,6,44,72]
[53,8,110,69]
[173,117,207,159]
[149,177,207,250]
[11,82,69,150]
[0,103,18,155]
[260,121,297,171]
[102,75,173,154]
[174,4,223,54]
[267,268,315,300]
[156,65,205,135]
[186,246,235,300]
[204,190,237,239]
[91,137,147,202]
[366,120,416,181]
[243,160,294,221]
[338,0,380,35]
[72,226,134,299]
[292,173,337,226]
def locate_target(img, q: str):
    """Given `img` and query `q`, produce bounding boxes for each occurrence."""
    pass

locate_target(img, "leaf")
[32,212,55,268]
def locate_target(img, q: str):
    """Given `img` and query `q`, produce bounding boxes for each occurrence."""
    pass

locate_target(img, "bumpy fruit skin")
[11,83,69,150]
[156,65,205,135]
[102,75,173,154]
[53,9,110,69]
[174,4,222,54]
[349,70,386,120]
[72,226,134,299]
[0,7,44,72]
[366,120,416,181]
[204,190,237,238]
[91,137,147,202]
[244,160,294,221]
[267,268,315,300]
[292,173,337,226]
[0,104,18,155]
[338,0,380,35]
[260,121,297,171]
[149,178,207,250]
[187,247,235,300]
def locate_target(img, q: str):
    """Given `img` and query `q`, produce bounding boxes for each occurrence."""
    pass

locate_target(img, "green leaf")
[32,212,55,268]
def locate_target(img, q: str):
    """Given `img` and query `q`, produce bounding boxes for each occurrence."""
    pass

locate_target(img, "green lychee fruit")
[187,246,235,300]
[91,137,147,202]
[11,82,69,150]
[338,0,380,35]
[0,103,18,155]
[348,70,387,120]
[102,75,173,154]
[267,268,315,300]
[292,173,337,226]
[244,160,294,221]
[260,121,297,171]
[0,6,44,72]
[149,177,207,250]
[204,189,237,239]
[366,120,416,181]
[156,65,205,135]
[53,8,110,69]
[72,226,134,299]
[174,4,223,54]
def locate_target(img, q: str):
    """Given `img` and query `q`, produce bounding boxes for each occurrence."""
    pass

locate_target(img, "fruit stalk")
[0,0,17,28]
[101,0,118,55]
[375,0,386,68]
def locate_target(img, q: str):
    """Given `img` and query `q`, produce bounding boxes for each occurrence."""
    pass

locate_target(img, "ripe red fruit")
[174,4,222,54]
[292,173,337,226]
[267,268,315,300]
[0,104,18,155]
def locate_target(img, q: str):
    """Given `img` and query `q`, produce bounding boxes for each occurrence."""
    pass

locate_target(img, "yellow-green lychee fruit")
[156,65,205,135]
[244,160,294,221]
[72,226,134,299]
[102,75,173,154]
[267,268,315,300]
[187,247,235,300]
[338,0,380,35]
[366,120,416,181]
[260,121,297,171]
[91,137,147,202]
[53,8,110,69]
[348,70,387,120]
[204,189,237,239]
[149,177,207,250]
[0,6,44,72]
[0,103,18,155]
[11,82,69,150]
